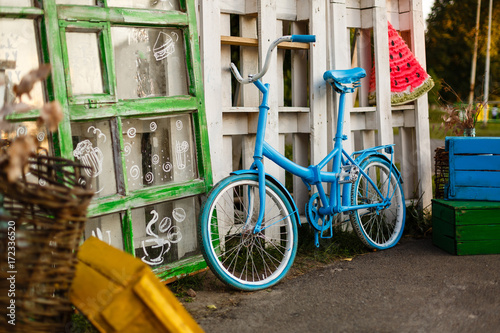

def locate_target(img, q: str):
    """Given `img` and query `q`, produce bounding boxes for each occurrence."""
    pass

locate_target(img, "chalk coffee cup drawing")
[153,31,175,61]
[73,139,104,178]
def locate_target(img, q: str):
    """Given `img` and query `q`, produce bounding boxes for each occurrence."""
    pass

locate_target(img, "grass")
[429,105,500,140]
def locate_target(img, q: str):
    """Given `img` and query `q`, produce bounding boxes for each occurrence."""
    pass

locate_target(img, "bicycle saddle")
[323,67,366,93]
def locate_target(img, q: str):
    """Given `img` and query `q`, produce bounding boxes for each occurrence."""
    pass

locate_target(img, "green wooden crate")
[432,199,500,255]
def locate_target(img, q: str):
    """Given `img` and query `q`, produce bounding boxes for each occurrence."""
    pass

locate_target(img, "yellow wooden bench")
[70,236,203,332]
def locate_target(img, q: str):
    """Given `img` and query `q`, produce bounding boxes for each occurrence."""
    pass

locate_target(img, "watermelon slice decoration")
[368,21,434,105]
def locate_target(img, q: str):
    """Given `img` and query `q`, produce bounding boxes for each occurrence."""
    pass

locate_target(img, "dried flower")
[438,81,484,136]
[12,64,51,101]
[441,102,484,136]
[38,101,63,132]
[5,135,37,182]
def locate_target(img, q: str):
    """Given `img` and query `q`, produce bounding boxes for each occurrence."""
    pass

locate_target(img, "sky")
[422,0,434,21]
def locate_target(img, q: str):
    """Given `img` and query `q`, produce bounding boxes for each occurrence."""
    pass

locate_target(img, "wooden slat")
[454,155,500,171]
[447,137,500,155]
[220,35,310,49]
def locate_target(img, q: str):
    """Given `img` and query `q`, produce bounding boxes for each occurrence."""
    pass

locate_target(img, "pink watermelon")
[369,21,434,105]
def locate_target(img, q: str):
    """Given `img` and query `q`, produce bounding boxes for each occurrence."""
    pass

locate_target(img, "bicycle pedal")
[338,165,359,184]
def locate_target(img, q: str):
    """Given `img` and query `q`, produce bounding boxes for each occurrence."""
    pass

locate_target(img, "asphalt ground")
[182,237,500,333]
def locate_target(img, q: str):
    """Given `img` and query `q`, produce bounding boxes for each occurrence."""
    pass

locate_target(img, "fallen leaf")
[186,288,197,298]
[341,258,353,262]
[207,304,217,310]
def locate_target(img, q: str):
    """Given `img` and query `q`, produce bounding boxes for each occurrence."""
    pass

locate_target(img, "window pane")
[72,120,117,197]
[66,31,104,95]
[107,0,179,10]
[132,196,200,267]
[1,121,50,152]
[56,0,96,5]
[111,27,188,99]
[85,213,124,250]
[0,0,32,6]
[122,114,197,191]
[0,19,44,109]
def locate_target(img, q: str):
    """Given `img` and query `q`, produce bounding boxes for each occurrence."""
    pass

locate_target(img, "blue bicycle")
[199,35,405,291]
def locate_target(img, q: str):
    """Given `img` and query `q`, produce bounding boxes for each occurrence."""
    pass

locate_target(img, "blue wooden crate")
[445,137,500,201]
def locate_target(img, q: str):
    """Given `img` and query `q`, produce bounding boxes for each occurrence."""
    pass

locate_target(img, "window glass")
[122,114,197,191]
[85,213,124,250]
[132,196,200,267]
[66,31,104,95]
[1,121,50,151]
[0,19,44,108]
[0,0,32,6]
[72,120,117,197]
[111,27,188,99]
[107,0,179,11]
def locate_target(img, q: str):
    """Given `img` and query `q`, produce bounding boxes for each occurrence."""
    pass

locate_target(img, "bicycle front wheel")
[350,156,405,250]
[199,174,298,291]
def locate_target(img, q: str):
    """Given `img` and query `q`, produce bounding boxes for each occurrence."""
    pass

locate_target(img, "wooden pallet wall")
[200,0,432,210]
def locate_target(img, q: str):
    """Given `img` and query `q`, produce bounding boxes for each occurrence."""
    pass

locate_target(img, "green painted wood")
[154,255,207,282]
[42,0,74,159]
[184,0,212,188]
[432,199,500,255]
[33,0,212,279]
[456,240,500,255]
[0,6,44,18]
[122,208,134,255]
[456,224,500,241]
[456,207,500,226]
[432,216,455,238]
[431,199,456,223]
[68,96,198,120]
[87,179,207,216]
[57,5,188,26]
[432,232,456,255]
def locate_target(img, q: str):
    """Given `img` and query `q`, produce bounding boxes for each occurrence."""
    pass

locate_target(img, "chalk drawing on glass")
[92,227,112,246]
[152,154,160,165]
[172,208,186,223]
[175,119,183,131]
[36,132,45,142]
[73,140,104,178]
[16,126,27,136]
[140,210,182,266]
[123,142,132,156]
[127,127,137,138]
[175,140,189,170]
[153,32,176,61]
[87,126,107,142]
[130,165,140,180]
[145,171,154,184]
[150,121,157,132]
[162,162,172,173]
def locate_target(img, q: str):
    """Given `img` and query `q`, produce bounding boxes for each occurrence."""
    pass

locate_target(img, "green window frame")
[1,0,212,281]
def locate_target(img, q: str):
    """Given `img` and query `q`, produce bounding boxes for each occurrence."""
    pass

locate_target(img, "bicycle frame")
[248,79,398,234]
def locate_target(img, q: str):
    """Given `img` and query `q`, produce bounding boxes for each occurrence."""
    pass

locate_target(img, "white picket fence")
[200,0,432,213]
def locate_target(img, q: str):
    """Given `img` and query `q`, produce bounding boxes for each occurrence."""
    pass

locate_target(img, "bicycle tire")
[350,156,405,249]
[199,174,298,291]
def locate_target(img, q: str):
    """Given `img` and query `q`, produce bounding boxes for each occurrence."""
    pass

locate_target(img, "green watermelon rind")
[368,76,434,105]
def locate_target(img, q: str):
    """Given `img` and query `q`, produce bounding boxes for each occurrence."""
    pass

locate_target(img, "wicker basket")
[0,152,94,332]
[434,146,449,199]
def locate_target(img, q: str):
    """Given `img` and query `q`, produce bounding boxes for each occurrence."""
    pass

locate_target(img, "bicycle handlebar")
[230,35,316,84]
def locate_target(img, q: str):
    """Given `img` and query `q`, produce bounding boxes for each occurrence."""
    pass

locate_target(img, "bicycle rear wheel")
[199,174,298,291]
[350,156,405,249]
